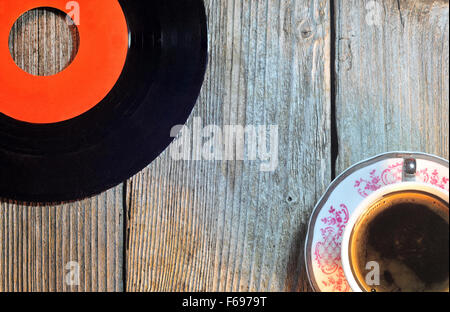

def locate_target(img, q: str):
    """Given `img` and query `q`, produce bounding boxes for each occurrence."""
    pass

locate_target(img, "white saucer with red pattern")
[304,152,449,292]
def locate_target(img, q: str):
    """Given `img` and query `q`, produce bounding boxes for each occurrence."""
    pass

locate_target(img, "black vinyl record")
[0,0,208,202]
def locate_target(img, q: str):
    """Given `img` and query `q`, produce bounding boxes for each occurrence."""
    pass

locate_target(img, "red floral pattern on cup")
[354,162,403,197]
[321,267,350,292]
[416,168,449,191]
[354,162,449,197]
[314,204,351,292]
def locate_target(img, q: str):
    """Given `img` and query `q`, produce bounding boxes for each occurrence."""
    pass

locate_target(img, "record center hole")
[8,7,80,76]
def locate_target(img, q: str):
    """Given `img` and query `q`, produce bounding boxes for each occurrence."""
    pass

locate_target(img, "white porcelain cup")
[341,182,449,292]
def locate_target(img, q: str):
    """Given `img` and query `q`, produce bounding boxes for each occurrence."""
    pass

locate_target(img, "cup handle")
[402,158,417,182]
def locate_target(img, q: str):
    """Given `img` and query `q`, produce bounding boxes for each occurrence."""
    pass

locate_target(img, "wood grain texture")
[335,0,449,173]
[0,9,123,292]
[126,0,331,292]
[8,8,79,76]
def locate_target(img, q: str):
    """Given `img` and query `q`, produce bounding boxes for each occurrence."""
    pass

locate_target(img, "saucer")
[304,152,449,292]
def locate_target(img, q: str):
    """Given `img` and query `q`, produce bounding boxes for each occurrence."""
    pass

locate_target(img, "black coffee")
[350,191,449,292]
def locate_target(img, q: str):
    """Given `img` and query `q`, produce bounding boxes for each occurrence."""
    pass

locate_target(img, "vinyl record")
[0,0,208,202]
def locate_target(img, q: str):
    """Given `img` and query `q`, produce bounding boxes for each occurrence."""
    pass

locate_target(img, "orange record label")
[0,0,129,124]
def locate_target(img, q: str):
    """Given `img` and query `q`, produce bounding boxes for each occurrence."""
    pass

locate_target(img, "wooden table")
[0,0,448,292]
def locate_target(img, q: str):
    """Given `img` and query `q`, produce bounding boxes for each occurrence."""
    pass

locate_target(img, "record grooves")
[0,0,208,202]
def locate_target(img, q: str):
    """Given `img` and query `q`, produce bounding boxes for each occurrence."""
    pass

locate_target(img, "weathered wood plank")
[0,189,123,292]
[126,0,331,292]
[0,8,123,292]
[335,0,449,173]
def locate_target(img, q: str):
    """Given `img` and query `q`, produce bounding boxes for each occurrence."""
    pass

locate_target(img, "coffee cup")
[341,162,449,292]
